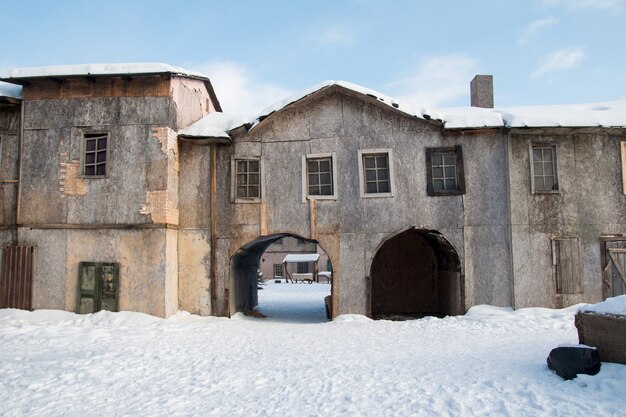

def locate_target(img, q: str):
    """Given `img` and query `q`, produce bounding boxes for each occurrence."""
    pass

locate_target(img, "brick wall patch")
[139,190,179,225]
[60,160,88,196]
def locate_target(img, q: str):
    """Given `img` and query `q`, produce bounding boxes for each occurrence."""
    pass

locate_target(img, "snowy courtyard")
[1,282,625,417]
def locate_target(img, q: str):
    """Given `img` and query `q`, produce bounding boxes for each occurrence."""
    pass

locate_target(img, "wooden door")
[0,246,34,310]
[603,240,626,298]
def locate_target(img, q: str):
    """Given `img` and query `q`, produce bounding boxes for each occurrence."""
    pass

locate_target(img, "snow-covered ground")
[1,283,625,417]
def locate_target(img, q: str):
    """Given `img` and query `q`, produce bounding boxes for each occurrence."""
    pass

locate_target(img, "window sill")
[362,192,394,199]
[532,190,560,195]
[233,198,262,204]
[79,175,108,179]
[427,190,464,197]
[306,195,337,201]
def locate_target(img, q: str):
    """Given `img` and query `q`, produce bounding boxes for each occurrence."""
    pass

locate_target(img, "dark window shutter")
[455,145,465,194]
[425,149,434,196]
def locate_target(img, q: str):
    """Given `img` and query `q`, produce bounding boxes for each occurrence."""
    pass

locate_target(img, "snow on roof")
[179,80,626,139]
[423,106,504,129]
[283,253,320,263]
[178,112,250,139]
[0,81,22,99]
[579,295,626,316]
[2,63,210,81]
[496,100,626,128]
[252,80,424,129]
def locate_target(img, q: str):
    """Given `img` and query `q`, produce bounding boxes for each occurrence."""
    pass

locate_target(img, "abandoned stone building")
[0,64,625,319]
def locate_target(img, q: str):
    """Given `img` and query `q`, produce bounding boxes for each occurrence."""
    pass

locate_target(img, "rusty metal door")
[603,241,626,298]
[0,246,34,310]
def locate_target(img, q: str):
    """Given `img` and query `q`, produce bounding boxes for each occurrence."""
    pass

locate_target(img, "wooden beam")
[210,144,218,315]
[620,141,626,195]
[309,199,317,241]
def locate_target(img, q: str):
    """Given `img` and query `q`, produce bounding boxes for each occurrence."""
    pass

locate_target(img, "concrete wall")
[508,130,626,308]
[217,89,513,317]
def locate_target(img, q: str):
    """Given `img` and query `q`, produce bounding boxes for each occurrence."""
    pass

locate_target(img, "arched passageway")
[230,233,332,320]
[370,228,463,319]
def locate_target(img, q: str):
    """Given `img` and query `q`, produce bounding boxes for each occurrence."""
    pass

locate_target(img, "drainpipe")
[210,144,218,315]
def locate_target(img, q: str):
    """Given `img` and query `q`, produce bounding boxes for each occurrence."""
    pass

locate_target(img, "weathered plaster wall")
[508,131,626,308]
[177,142,212,315]
[170,78,213,130]
[19,93,180,225]
[14,77,190,318]
[0,106,19,228]
[217,90,512,316]
[18,227,173,317]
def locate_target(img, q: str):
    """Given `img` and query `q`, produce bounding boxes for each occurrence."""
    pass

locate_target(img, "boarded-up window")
[552,238,582,294]
[0,246,34,310]
[78,262,119,314]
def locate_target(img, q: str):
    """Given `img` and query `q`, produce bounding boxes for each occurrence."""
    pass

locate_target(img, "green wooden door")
[78,262,119,314]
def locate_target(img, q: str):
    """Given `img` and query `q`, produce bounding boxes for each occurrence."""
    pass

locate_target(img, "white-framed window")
[530,143,559,194]
[302,152,337,202]
[273,264,283,278]
[231,156,263,203]
[80,132,110,178]
[358,149,395,198]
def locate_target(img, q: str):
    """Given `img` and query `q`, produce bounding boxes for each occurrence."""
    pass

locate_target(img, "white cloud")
[539,0,625,10]
[384,54,480,108]
[309,24,356,47]
[518,17,559,45]
[191,61,292,114]
[531,46,586,78]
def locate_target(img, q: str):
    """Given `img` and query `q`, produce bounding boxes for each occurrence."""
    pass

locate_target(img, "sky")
[1,0,625,114]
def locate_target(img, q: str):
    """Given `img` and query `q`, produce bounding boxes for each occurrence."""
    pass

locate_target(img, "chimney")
[470,75,494,108]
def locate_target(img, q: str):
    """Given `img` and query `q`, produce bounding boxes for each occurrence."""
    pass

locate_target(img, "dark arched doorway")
[370,227,463,319]
[230,233,332,320]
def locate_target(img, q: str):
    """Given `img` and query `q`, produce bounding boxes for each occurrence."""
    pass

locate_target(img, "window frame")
[302,152,338,202]
[77,261,120,314]
[358,149,395,198]
[530,142,559,194]
[230,155,263,203]
[79,131,110,179]
[273,264,284,278]
[425,145,465,196]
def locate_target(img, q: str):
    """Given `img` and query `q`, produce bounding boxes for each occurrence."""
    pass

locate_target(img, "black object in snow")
[547,345,601,380]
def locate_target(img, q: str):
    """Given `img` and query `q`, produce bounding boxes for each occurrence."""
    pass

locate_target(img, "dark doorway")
[370,228,463,319]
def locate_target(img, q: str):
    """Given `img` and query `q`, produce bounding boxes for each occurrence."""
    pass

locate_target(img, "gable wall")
[215,91,512,315]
